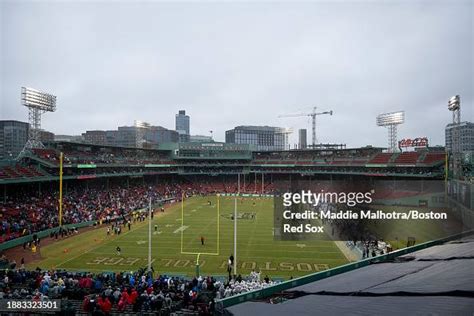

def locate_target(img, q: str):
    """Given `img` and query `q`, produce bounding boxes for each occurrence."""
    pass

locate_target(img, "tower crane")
[278,107,333,148]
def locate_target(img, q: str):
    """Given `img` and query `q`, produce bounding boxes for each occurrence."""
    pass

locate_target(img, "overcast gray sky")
[1,0,472,148]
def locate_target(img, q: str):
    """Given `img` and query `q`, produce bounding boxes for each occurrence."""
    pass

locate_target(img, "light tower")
[376,111,405,152]
[448,95,461,178]
[19,87,57,156]
[134,120,151,148]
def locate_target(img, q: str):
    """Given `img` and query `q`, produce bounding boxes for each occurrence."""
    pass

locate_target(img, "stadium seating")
[0,265,278,316]
[0,165,49,179]
[368,153,393,164]
[422,152,445,165]
[394,152,420,164]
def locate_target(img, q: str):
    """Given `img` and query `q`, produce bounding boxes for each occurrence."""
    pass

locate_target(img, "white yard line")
[55,220,152,268]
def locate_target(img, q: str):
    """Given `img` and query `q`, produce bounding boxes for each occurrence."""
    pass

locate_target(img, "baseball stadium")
[1,1,473,314]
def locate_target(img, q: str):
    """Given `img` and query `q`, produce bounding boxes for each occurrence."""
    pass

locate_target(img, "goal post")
[180,193,220,275]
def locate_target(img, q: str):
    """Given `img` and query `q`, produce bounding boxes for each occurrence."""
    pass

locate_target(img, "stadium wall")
[0,220,96,252]
[0,197,173,252]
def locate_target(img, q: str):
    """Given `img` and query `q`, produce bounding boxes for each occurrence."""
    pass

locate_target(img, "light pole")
[448,95,461,179]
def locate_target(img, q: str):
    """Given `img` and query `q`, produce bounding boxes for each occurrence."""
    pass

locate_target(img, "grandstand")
[0,142,447,184]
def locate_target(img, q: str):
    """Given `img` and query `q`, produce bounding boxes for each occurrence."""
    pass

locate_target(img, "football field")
[28,195,348,278]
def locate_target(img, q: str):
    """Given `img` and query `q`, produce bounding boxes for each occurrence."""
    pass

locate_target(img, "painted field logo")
[219,260,329,272]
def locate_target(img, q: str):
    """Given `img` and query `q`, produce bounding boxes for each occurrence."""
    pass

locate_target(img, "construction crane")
[279,107,333,148]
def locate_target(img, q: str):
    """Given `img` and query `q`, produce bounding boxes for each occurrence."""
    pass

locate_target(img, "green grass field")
[28,196,348,279]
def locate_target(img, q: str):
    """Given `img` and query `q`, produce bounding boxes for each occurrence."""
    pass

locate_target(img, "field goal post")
[180,192,220,276]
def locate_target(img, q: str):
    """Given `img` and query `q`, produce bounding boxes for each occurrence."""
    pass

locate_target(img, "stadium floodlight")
[447,95,461,126]
[376,111,404,126]
[447,95,461,178]
[19,87,57,156]
[376,111,405,153]
[22,87,57,112]
[134,120,151,129]
[448,95,460,111]
[134,120,151,148]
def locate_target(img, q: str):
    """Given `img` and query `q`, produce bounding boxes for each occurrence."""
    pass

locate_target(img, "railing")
[0,220,96,252]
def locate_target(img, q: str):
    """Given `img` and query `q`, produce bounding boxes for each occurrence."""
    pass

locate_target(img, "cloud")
[1,0,472,147]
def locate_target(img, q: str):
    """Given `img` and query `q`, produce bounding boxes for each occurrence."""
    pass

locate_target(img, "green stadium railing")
[217,229,474,309]
[0,220,96,252]
[0,198,173,252]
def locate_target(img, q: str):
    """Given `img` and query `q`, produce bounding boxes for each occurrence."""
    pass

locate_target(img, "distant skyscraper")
[0,120,29,160]
[299,129,307,149]
[445,121,474,153]
[82,125,178,148]
[225,126,291,151]
[82,130,107,145]
[175,110,190,142]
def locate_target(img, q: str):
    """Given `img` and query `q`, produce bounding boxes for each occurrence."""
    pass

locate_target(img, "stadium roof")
[226,236,474,315]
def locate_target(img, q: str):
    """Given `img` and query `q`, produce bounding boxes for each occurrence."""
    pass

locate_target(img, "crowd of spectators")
[34,147,172,166]
[0,265,279,315]
[1,178,274,243]
[0,182,187,242]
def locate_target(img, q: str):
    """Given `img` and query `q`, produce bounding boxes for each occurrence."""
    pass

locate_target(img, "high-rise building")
[175,110,190,142]
[144,126,179,145]
[39,130,55,143]
[54,134,84,143]
[445,121,474,153]
[225,125,291,151]
[83,130,108,145]
[0,120,29,160]
[189,135,213,143]
[108,127,138,148]
[82,125,179,148]
[298,129,307,149]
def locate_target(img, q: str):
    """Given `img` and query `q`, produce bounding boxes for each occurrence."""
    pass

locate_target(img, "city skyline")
[1,1,473,148]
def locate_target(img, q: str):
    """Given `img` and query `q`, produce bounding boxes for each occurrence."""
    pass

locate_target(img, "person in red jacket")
[82,296,90,313]
[96,295,104,308]
[130,288,138,304]
[120,288,129,309]
[99,295,112,315]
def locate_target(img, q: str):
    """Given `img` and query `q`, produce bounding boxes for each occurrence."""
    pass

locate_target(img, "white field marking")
[92,240,340,250]
[296,244,307,248]
[165,224,174,227]
[153,231,162,235]
[173,225,189,234]
[137,240,146,245]
[86,251,337,261]
[175,219,181,221]
[191,209,197,212]
[55,218,149,268]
